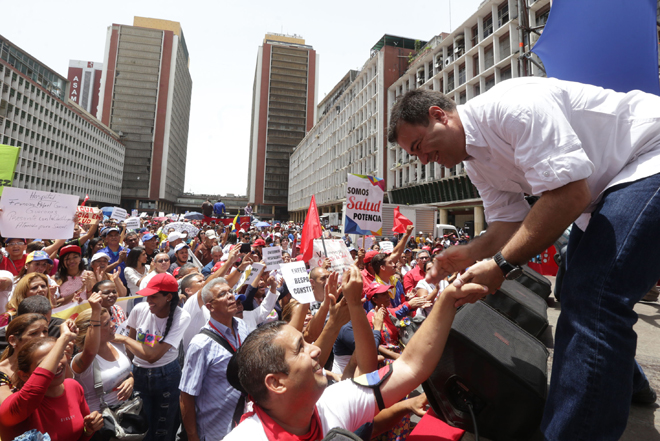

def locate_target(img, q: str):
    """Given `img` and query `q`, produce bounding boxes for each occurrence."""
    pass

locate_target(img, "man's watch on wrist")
[493,252,523,280]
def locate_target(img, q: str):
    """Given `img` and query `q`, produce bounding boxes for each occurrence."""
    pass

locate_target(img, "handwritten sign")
[344,173,385,236]
[309,239,354,273]
[280,261,315,304]
[125,217,140,230]
[234,262,265,291]
[380,241,394,253]
[76,206,102,225]
[110,207,128,221]
[263,246,283,271]
[0,187,77,239]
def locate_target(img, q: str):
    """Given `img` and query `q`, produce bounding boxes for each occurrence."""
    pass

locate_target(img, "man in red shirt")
[403,250,431,292]
[0,238,27,276]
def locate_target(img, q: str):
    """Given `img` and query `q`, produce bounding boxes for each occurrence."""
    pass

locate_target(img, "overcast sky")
[2,0,483,196]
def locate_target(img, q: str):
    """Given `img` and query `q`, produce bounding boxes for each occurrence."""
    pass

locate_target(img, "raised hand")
[87,291,103,311]
[426,245,475,284]
[340,266,363,307]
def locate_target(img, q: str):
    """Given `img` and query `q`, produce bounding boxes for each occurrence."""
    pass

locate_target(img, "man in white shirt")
[388,77,660,441]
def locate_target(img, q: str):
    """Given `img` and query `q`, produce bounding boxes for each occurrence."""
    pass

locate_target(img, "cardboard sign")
[344,173,385,236]
[234,262,265,291]
[263,246,283,271]
[280,261,315,304]
[363,236,374,250]
[125,217,141,230]
[0,187,77,239]
[76,206,102,225]
[379,241,394,253]
[110,207,128,221]
[308,239,354,274]
[159,212,165,218]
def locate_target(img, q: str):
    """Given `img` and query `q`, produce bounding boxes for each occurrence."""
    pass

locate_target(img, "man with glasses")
[403,250,431,293]
[0,238,27,276]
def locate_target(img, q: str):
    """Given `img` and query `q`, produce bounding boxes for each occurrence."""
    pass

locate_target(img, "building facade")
[175,193,249,216]
[287,35,422,222]
[386,0,551,235]
[247,34,317,221]
[67,60,103,118]
[0,35,125,205]
[98,17,192,213]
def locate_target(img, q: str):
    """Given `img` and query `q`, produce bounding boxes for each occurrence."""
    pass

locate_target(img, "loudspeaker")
[517,265,552,300]
[483,280,549,338]
[423,301,548,441]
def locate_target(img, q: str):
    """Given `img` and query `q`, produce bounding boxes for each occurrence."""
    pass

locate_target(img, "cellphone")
[240,243,252,254]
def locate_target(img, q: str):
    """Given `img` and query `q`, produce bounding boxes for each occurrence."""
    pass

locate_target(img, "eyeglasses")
[6,242,24,247]
[155,259,169,263]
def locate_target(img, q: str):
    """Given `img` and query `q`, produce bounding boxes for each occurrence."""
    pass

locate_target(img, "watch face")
[506,267,523,280]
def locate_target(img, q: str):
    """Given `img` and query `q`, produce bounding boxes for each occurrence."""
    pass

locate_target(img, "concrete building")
[175,193,249,216]
[247,33,317,221]
[67,60,103,118]
[288,35,422,222]
[98,16,192,213]
[0,34,125,205]
[386,0,552,236]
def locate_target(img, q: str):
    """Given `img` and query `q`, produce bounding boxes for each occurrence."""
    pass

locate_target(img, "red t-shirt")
[0,368,92,441]
[0,255,26,276]
[367,308,400,346]
[403,265,425,293]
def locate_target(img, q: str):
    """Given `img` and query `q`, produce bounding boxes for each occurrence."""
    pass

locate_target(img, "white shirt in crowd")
[125,265,150,295]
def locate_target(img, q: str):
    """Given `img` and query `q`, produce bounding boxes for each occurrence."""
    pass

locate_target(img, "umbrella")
[255,221,270,228]
[166,221,200,238]
[183,212,204,220]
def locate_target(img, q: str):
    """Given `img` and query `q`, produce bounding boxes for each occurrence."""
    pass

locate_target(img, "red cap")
[212,261,223,272]
[422,246,432,252]
[59,245,82,258]
[172,267,181,277]
[253,239,266,247]
[364,250,379,264]
[137,273,179,296]
[365,281,391,301]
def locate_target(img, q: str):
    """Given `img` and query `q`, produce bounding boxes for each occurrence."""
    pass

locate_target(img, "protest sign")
[110,207,128,221]
[125,217,140,230]
[363,236,374,251]
[263,246,283,271]
[344,173,385,236]
[308,239,354,273]
[131,209,138,217]
[76,206,102,225]
[280,261,315,304]
[380,241,394,253]
[159,211,165,218]
[0,144,20,197]
[0,187,77,239]
[234,262,265,291]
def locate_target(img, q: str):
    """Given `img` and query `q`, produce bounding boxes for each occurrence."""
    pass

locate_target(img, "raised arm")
[72,293,103,374]
[78,220,100,247]
[389,225,414,264]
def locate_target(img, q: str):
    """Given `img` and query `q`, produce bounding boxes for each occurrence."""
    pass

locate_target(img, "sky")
[2,0,484,196]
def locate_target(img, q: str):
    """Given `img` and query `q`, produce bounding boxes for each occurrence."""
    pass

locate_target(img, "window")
[500,66,512,81]
[473,83,481,97]
[471,25,479,47]
[485,75,496,91]
[483,14,493,38]
[498,2,509,28]
[459,91,467,104]
[473,54,480,76]
[499,34,511,60]
[484,44,494,70]
[446,72,455,93]
[458,64,466,85]
[536,5,551,27]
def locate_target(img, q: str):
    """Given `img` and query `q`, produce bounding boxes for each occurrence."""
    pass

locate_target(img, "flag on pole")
[231,213,240,231]
[81,194,89,206]
[392,206,413,234]
[0,144,20,197]
[300,195,322,262]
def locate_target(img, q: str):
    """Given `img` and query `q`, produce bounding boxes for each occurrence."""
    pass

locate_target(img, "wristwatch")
[493,252,523,280]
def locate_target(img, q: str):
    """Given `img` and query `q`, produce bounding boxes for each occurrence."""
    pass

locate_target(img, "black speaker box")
[517,265,552,300]
[483,280,549,338]
[423,301,548,441]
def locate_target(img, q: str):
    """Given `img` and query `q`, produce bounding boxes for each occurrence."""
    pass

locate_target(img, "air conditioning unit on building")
[435,55,444,69]
[445,57,452,66]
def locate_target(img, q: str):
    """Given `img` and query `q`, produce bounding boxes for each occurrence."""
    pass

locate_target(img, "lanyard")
[208,321,240,352]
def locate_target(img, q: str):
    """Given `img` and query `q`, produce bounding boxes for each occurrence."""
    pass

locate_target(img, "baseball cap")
[5,238,26,244]
[90,252,111,263]
[365,281,391,301]
[25,250,54,265]
[174,243,190,253]
[348,246,356,252]
[142,233,156,242]
[168,231,184,242]
[253,239,266,247]
[104,227,121,236]
[172,267,181,278]
[205,230,218,240]
[137,273,179,296]
[364,250,379,264]
[59,245,81,259]
[235,294,247,303]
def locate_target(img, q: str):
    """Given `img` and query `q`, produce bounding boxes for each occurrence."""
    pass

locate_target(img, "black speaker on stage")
[518,265,553,300]
[423,301,548,441]
[483,280,549,338]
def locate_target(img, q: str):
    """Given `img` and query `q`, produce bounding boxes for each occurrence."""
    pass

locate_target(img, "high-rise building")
[0,34,125,205]
[67,60,103,118]
[247,33,318,220]
[98,16,192,212]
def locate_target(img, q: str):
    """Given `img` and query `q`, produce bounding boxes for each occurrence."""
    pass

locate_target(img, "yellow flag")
[0,144,20,196]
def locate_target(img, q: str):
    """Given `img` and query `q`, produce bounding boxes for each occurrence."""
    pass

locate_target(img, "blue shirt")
[201,260,216,278]
[179,317,248,440]
[100,245,127,286]
[213,202,226,216]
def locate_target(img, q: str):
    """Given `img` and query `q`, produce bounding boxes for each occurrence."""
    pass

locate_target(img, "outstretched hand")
[426,245,475,284]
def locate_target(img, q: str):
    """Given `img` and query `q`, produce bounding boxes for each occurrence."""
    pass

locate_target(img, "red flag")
[81,194,89,206]
[300,195,322,262]
[392,206,413,234]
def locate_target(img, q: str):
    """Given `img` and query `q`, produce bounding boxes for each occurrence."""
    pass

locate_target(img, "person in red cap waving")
[113,273,191,441]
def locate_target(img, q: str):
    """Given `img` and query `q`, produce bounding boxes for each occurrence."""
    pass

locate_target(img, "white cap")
[205,230,218,240]
[91,252,111,263]
[174,243,190,253]
[168,231,184,242]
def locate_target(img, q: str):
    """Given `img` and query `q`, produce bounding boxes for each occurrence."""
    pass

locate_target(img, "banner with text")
[263,246,283,271]
[76,206,102,225]
[308,239,354,273]
[110,207,128,221]
[0,187,77,239]
[125,217,141,230]
[344,173,385,236]
[280,261,316,304]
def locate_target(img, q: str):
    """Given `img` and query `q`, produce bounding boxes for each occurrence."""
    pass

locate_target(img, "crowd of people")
[0,209,468,441]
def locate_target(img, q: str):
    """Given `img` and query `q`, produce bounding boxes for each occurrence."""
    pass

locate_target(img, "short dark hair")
[17,296,52,316]
[180,272,202,295]
[370,253,388,276]
[178,263,198,279]
[236,321,290,405]
[387,88,457,144]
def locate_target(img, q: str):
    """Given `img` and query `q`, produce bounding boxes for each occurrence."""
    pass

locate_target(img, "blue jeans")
[134,360,182,441]
[541,173,660,440]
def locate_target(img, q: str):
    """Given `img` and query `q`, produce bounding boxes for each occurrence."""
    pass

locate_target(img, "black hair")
[56,249,85,283]
[387,88,457,144]
[370,253,388,276]
[126,246,146,269]
[92,279,115,293]
[226,232,237,245]
[161,291,179,341]
[17,296,52,316]
[180,272,202,296]
[178,263,198,279]
[86,237,104,260]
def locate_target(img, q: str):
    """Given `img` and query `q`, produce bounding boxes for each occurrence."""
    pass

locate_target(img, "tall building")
[287,35,422,222]
[0,34,125,205]
[247,33,318,221]
[98,16,192,213]
[67,60,103,118]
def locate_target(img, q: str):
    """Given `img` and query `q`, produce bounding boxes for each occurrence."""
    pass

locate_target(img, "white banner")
[263,246,283,271]
[344,173,385,236]
[110,207,128,221]
[280,261,315,304]
[0,187,77,239]
[125,217,140,230]
[308,239,354,274]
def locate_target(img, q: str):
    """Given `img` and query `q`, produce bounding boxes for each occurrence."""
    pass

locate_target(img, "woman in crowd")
[14,250,59,295]
[72,292,133,413]
[85,253,127,298]
[0,313,49,400]
[94,279,127,326]
[0,274,52,326]
[84,237,105,266]
[113,273,191,441]
[413,260,447,318]
[0,321,103,441]
[55,245,92,307]
[139,252,171,290]
[124,246,150,295]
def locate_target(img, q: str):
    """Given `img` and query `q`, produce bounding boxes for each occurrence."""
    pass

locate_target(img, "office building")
[98,16,192,212]
[67,60,103,118]
[0,34,125,205]
[287,35,422,222]
[247,33,317,221]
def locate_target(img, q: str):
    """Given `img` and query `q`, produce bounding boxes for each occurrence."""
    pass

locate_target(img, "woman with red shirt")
[0,320,103,440]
